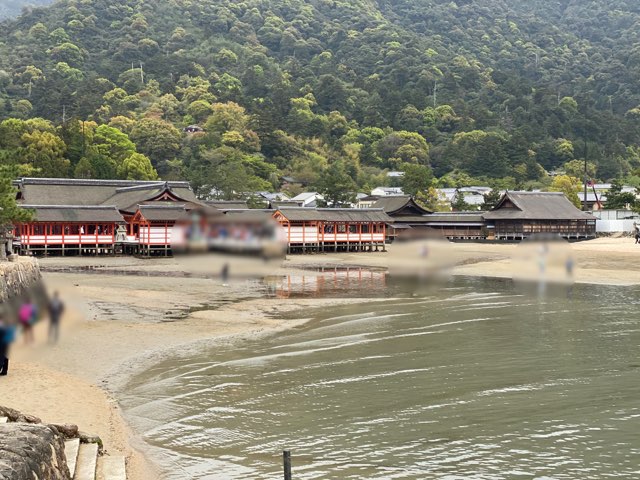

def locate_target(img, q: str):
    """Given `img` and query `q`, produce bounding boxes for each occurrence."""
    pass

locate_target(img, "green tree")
[118,153,158,180]
[92,124,137,165]
[0,175,31,225]
[450,130,509,178]
[416,187,449,212]
[563,159,597,180]
[400,163,434,196]
[481,189,502,210]
[74,156,93,178]
[605,179,637,209]
[451,190,471,211]
[189,147,271,199]
[187,100,213,123]
[549,175,582,209]
[21,130,70,177]
[317,160,357,207]
[377,131,430,168]
[0,174,32,258]
[129,119,181,172]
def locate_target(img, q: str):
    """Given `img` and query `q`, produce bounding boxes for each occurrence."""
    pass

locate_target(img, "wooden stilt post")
[283,450,292,480]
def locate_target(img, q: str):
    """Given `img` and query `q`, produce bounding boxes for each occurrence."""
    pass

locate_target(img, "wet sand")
[2,255,382,479]
[2,237,639,478]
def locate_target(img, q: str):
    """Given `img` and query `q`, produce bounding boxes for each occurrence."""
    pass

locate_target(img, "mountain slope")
[1,0,640,192]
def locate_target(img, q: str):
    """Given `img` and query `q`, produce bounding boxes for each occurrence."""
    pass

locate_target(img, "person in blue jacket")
[0,312,16,376]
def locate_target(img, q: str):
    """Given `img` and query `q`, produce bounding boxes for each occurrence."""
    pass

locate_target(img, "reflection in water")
[120,278,640,479]
[266,267,387,298]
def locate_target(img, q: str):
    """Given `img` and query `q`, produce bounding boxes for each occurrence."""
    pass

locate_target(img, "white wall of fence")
[592,210,640,233]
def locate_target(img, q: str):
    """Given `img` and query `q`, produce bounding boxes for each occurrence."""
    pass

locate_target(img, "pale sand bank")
[2,261,383,479]
[2,237,640,478]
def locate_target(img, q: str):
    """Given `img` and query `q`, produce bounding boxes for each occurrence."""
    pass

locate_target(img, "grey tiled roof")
[483,192,596,220]
[21,205,125,223]
[424,213,485,223]
[15,178,185,202]
[372,196,432,215]
[205,200,249,210]
[137,205,189,222]
[14,177,201,213]
[275,208,392,223]
[269,200,302,209]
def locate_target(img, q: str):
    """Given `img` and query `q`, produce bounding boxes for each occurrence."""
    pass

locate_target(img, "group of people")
[0,290,64,376]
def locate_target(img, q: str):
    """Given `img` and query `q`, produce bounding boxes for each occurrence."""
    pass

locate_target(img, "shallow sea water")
[120,276,640,479]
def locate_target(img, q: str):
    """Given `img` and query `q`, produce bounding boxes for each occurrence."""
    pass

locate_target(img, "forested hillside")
[1,0,640,200]
[0,0,53,20]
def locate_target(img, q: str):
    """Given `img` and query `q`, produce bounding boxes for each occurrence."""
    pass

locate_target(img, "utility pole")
[433,80,437,108]
[583,139,588,211]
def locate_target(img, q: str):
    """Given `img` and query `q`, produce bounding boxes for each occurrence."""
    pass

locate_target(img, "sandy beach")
[1,237,639,478]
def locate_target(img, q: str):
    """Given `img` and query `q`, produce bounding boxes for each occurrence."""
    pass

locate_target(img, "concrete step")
[65,438,81,478]
[0,417,7,423]
[74,443,98,480]
[97,455,126,480]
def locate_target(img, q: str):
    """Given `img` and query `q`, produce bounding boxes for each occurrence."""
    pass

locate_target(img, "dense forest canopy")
[0,0,53,20]
[1,0,640,200]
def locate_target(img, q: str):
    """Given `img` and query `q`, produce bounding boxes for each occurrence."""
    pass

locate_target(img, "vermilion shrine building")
[272,208,391,253]
[14,178,203,256]
[11,178,598,257]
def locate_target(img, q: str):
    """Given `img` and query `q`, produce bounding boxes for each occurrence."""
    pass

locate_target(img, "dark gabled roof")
[387,215,434,224]
[269,200,302,209]
[14,178,197,211]
[221,209,275,223]
[275,208,392,223]
[372,196,432,215]
[102,184,200,212]
[102,186,168,212]
[18,182,120,206]
[483,192,596,221]
[14,178,192,188]
[21,205,124,223]
[420,212,486,226]
[136,205,189,222]
[424,213,485,223]
[205,200,248,210]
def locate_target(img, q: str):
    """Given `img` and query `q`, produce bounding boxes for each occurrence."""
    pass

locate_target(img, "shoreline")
[3,237,640,478]
[3,258,388,479]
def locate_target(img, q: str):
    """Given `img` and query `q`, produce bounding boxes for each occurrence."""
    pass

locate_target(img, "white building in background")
[356,194,381,209]
[256,191,290,202]
[386,171,405,179]
[371,186,404,196]
[291,192,324,207]
[437,186,492,210]
[590,183,636,194]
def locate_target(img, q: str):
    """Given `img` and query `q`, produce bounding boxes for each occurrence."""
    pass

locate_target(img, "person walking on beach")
[634,222,640,244]
[221,262,230,286]
[18,297,37,345]
[48,291,64,344]
[0,312,16,376]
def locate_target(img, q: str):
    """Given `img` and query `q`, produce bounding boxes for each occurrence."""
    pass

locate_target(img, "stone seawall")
[0,257,41,303]
[0,406,103,480]
[0,423,70,480]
